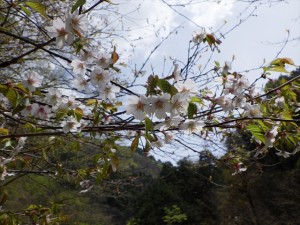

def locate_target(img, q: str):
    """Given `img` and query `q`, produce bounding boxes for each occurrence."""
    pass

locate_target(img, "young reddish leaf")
[111,46,119,64]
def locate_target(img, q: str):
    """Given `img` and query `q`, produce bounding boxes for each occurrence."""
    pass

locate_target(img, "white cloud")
[109,0,235,60]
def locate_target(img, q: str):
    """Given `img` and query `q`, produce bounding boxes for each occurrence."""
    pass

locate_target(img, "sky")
[98,0,300,163]
[108,0,300,80]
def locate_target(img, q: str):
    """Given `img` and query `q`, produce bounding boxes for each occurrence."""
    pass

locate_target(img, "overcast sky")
[109,0,300,80]
[102,0,300,162]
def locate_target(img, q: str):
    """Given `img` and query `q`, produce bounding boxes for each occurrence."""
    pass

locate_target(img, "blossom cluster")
[14,10,121,133]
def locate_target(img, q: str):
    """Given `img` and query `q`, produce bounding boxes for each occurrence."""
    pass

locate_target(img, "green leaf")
[71,0,86,13]
[144,117,153,132]
[263,66,288,73]
[270,58,294,66]
[157,79,172,94]
[73,108,83,121]
[247,124,265,144]
[24,1,47,18]
[190,96,203,105]
[0,84,8,94]
[5,88,18,108]
[131,135,139,153]
[0,128,9,135]
[20,5,32,16]
[187,102,197,119]
[55,108,68,121]
[143,140,151,153]
[0,187,8,206]
[214,61,220,67]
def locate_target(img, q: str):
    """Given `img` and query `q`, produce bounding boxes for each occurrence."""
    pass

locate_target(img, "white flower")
[125,95,150,120]
[215,96,234,112]
[192,30,206,43]
[94,52,112,69]
[21,103,39,117]
[170,93,190,116]
[265,125,279,147]
[65,10,87,37]
[79,180,93,193]
[222,61,232,75]
[61,116,81,133]
[232,75,250,93]
[73,75,91,92]
[233,95,246,108]
[154,117,182,131]
[164,131,175,144]
[232,163,247,176]
[14,137,27,153]
[33,104,51,120]
[71,59,87,75]
[275,150,292,158]
[248,86,258,99]
[80,49,96,63]
[179,119,205,134]
[214,74,235,86]
[172,63,181,81]
[22,71,42,92]
[46,18,74,47]
[174,79,198,96]
[90,67,110,87]
[149,93,171,119]
[45,88,62,107]
[59,95,79,110]
[275,96,285,108]
[100,83,120,100]
[0,93,9,109]
[244,104,262,118]
[151,138,164,148]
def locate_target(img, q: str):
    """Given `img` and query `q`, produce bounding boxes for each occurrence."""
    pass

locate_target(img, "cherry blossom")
[59,95,79,110]
[275,150,292,158]
[163,131,175,144]
[21,103,39,117]
[174,79,198,96]
[100,83,120,100]
[61,116,81,133]
[46,18,74,47]
[71,59,87,75]
[90,67,110,88]
[232,163,247,176]
[170,92,190,116]
[45,88,62,107]
[244,104,262,118]
[125,95,150,120]
[192,30,206,44]
[215,96,234,112]
[65,10,87,37]
[214,74,235,86]
[149,93,171,119]
[265,125,279,147]
[221,61,232,75]
[275,96,285,108]
[33,104,52,120]
[22,71,42,92]
[73,75,91,92]
[172,63,181,81]
[95,52,112,69]
[154,117,182,131]
[179,119,205,134]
